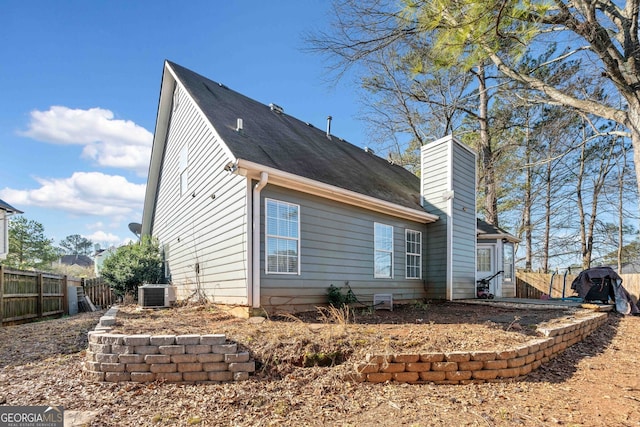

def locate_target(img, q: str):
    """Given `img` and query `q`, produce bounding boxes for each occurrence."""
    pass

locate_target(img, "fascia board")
[236,159,438,224]
[478,233,521,243]
[141,62,175,236]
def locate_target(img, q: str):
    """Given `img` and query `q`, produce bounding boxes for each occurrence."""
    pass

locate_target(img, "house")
[476,218,520,297]
[94,246,117,277]
[0,199,22,260]
[142,61,480,315]
[58,254,94,268]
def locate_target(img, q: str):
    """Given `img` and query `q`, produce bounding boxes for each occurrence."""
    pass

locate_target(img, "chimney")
[326,116,332,138]
[420,135,477,301]
[236,118,243,132]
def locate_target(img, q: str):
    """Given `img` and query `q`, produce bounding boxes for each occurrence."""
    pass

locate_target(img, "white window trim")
[405,229,422,279]
[374,222,393,279]
[477,247,493,273]
[502,242,515,282]
[265,198,301,275]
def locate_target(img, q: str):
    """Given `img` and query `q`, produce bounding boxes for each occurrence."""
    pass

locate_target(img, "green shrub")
[101,236,164,297]
[327,284,356,307]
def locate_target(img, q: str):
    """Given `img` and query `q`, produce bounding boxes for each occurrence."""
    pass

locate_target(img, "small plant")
[317,304,354,326]
[303,350,343,367]
[412,299,430,311]
[359,306,374,316]
[327,284,356,307]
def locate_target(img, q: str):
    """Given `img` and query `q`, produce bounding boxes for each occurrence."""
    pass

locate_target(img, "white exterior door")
[477,244,500,297]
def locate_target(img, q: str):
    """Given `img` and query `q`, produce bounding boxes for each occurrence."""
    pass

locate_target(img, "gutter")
[237,159,437,224]
[252,172,268,309]
[478,233,521,244]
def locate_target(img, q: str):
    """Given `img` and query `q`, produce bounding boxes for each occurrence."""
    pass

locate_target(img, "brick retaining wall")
[83,307,255,383]
[350,311,608,384]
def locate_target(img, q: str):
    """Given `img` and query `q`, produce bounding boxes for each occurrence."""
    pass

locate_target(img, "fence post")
[37,273,43,320]
[0,265,4,324]
[62,275,68,315]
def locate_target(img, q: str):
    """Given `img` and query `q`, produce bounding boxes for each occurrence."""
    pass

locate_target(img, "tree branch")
[487,51,627,124]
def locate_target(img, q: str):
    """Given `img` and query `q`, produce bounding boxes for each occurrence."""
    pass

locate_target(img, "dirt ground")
[1,301,639,426]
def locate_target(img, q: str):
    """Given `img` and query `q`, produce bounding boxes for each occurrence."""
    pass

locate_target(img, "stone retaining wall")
[350,311,608,384]
[83,307,255,383]
[85,307,607,385]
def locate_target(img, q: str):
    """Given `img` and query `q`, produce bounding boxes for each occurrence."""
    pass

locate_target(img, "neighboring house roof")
[0,199,23,214]
[476,218,520,243]
[602,261,640,274]
[164,61,429,213]
[59,255,94,268]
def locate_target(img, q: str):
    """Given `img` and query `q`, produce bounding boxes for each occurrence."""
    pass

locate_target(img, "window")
[503,243,514,281]
[374,223,393,278]
[266,199,299,274]
[477,248,492,272]
[172,86,180,112]
[406,229,422,279]
[179,145,188,196]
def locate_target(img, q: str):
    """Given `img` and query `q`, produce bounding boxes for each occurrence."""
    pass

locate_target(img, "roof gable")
[477,218,519,242]
[0,199,22,214]
[167,61,424,212]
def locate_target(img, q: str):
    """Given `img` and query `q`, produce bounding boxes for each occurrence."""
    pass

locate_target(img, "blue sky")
[0,1,365,249]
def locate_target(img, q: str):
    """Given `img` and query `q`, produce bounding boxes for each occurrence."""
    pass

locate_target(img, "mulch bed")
[1,303,639,426]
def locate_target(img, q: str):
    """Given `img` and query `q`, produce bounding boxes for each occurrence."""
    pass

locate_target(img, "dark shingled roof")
[168,61,424,212]
[477,218,514,237]
[59,255,93,268]
[0,199,22,214]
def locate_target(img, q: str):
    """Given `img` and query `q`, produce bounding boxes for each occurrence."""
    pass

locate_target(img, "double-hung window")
[406,229,422,279]
[477,248,492,273]
[266,199,300,274]
[374,223,393,278]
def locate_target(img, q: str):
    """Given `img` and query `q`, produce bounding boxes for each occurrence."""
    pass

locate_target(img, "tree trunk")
[628,103,640,199]
[543,160,552,273]
[477,64,498,226]
[617,144,627,272]
[576,137,588,270]
[524,120,533,271]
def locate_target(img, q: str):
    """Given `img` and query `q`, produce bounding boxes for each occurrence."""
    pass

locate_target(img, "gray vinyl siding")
[421,141,449,299]
[259,185,428,311]
[450,142,477,299]
[151,85,249,304]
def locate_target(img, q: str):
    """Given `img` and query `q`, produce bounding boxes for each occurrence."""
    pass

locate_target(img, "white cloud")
[20,106,153,174]
[86,221,105,230]
[85,230,121,244]
[0,172,145,217]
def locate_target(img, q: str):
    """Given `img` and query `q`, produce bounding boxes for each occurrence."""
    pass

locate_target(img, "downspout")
[252,172,268,309]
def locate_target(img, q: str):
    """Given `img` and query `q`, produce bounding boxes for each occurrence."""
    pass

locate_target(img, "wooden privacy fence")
[516,271,640,302]
[82,277,115,309]
[0,265,67,324]
[0,266,116,325]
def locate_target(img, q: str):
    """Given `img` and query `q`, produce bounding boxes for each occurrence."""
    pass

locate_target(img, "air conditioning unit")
[138,284,177,308]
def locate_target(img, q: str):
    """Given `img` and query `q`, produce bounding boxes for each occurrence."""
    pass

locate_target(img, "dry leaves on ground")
[1,302,639,426]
